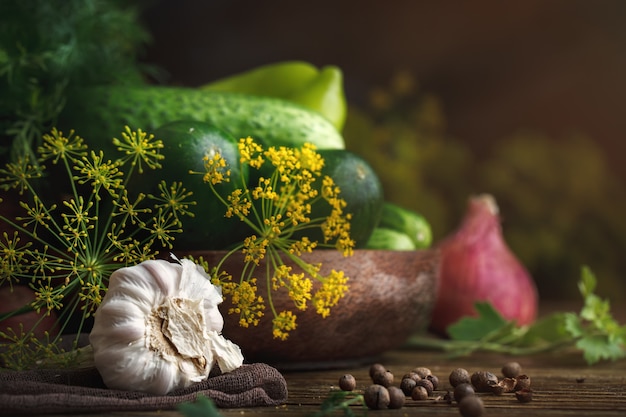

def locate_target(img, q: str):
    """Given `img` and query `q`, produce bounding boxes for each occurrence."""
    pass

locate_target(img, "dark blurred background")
[139,0,626,304]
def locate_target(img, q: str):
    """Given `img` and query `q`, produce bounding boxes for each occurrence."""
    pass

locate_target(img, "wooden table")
[19,301,626,417]
[35,347,624,417]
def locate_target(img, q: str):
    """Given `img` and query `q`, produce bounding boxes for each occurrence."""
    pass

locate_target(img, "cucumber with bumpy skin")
[365,227,417,250]
[378,202,432,249]
[58,85,345,150]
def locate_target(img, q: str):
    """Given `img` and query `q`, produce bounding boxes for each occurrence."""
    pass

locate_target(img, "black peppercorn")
[449,368,471,387]
[387,386,406,409]
[364,384,390,409]
[338,374,356,391]
[458,395,485,417]
[501,361,522,378]
[453,382,475,403]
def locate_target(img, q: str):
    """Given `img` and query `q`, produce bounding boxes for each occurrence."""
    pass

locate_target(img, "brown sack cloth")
[0,363,288,415]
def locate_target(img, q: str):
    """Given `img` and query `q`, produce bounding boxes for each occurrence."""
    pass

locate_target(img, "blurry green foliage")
[343,70,474,241]
[343,70,626,302]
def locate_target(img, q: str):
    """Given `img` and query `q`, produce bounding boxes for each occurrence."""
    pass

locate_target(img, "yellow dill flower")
[201,153,230,185]
[312,270,349,318]
[228,279,265,328]
[112,126,164,173]
[289,237,317,256]
[225,189,252,219]
[252,177,279,201]
[238,136,264,168]
[74,150,124,199]
[272,310,297,341]
[195,136,353,340]
[38,128,87,163]
[0,157,44,195]
[242,235,269,265]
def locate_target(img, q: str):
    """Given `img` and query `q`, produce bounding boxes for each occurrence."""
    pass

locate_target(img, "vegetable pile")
[1,1,624,385]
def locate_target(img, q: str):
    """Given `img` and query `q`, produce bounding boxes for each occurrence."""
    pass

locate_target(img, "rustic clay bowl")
[188,249,439,370]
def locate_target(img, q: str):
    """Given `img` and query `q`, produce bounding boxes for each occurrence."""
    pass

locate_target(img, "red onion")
[430,194,538,335]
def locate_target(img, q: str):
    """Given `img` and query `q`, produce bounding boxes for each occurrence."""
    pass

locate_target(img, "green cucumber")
[296,149,384,248]
[58,85,345,150]
[141,120,250,250]
[365,227,417,250]
[378,202,432,249]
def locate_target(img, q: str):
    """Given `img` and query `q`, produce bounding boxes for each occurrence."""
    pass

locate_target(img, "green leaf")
[563,312,584,338]
[577,335,626,365]
[177,395,224,417]
[447,302,509,341]
[578,265,596,298]
[515,312,570,346]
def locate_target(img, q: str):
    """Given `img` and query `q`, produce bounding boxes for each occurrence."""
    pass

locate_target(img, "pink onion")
[430,194,538,335]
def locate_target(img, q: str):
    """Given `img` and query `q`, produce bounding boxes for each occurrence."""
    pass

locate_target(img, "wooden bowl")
[188,249,440,370]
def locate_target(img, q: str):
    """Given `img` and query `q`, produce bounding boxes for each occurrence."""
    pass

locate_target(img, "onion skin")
[429,194,538,335]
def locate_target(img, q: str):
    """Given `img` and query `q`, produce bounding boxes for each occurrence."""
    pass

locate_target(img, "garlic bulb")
[89,256,244,395]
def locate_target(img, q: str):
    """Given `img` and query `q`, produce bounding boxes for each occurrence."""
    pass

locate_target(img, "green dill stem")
[405,334,578,357]
[265,248,278,317]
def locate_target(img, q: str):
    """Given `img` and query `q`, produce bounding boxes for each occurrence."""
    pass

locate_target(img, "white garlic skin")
[89,258,243,395]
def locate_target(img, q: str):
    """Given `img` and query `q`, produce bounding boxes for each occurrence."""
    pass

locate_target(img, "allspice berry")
[453,383,475,403]
[494,377,517,394]
[372,370,394,387]
[501,361,522,378]
[413,366,432,378]
[338,374,356,391]
[387,386,406,409]
[400,377,417,396]
[449,368,471,387]
[458,395,485,417]
[369,363,386,379]
[470,371,498,392]
[415,378,434,396]
[515,388,533,403]
[515,374,531,391]
[411,385,429,401]
[403,371,421,382]
[427,374,440,390]
[364,384,390,410]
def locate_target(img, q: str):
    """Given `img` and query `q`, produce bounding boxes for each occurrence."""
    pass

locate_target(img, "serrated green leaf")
[563,312,584,338]
[447,302,509,341]
[578,265,596,298]
[577,335,626,365]
[515,312,570,346]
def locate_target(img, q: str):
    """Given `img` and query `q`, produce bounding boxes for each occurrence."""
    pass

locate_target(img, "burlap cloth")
[0,363,288,415]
